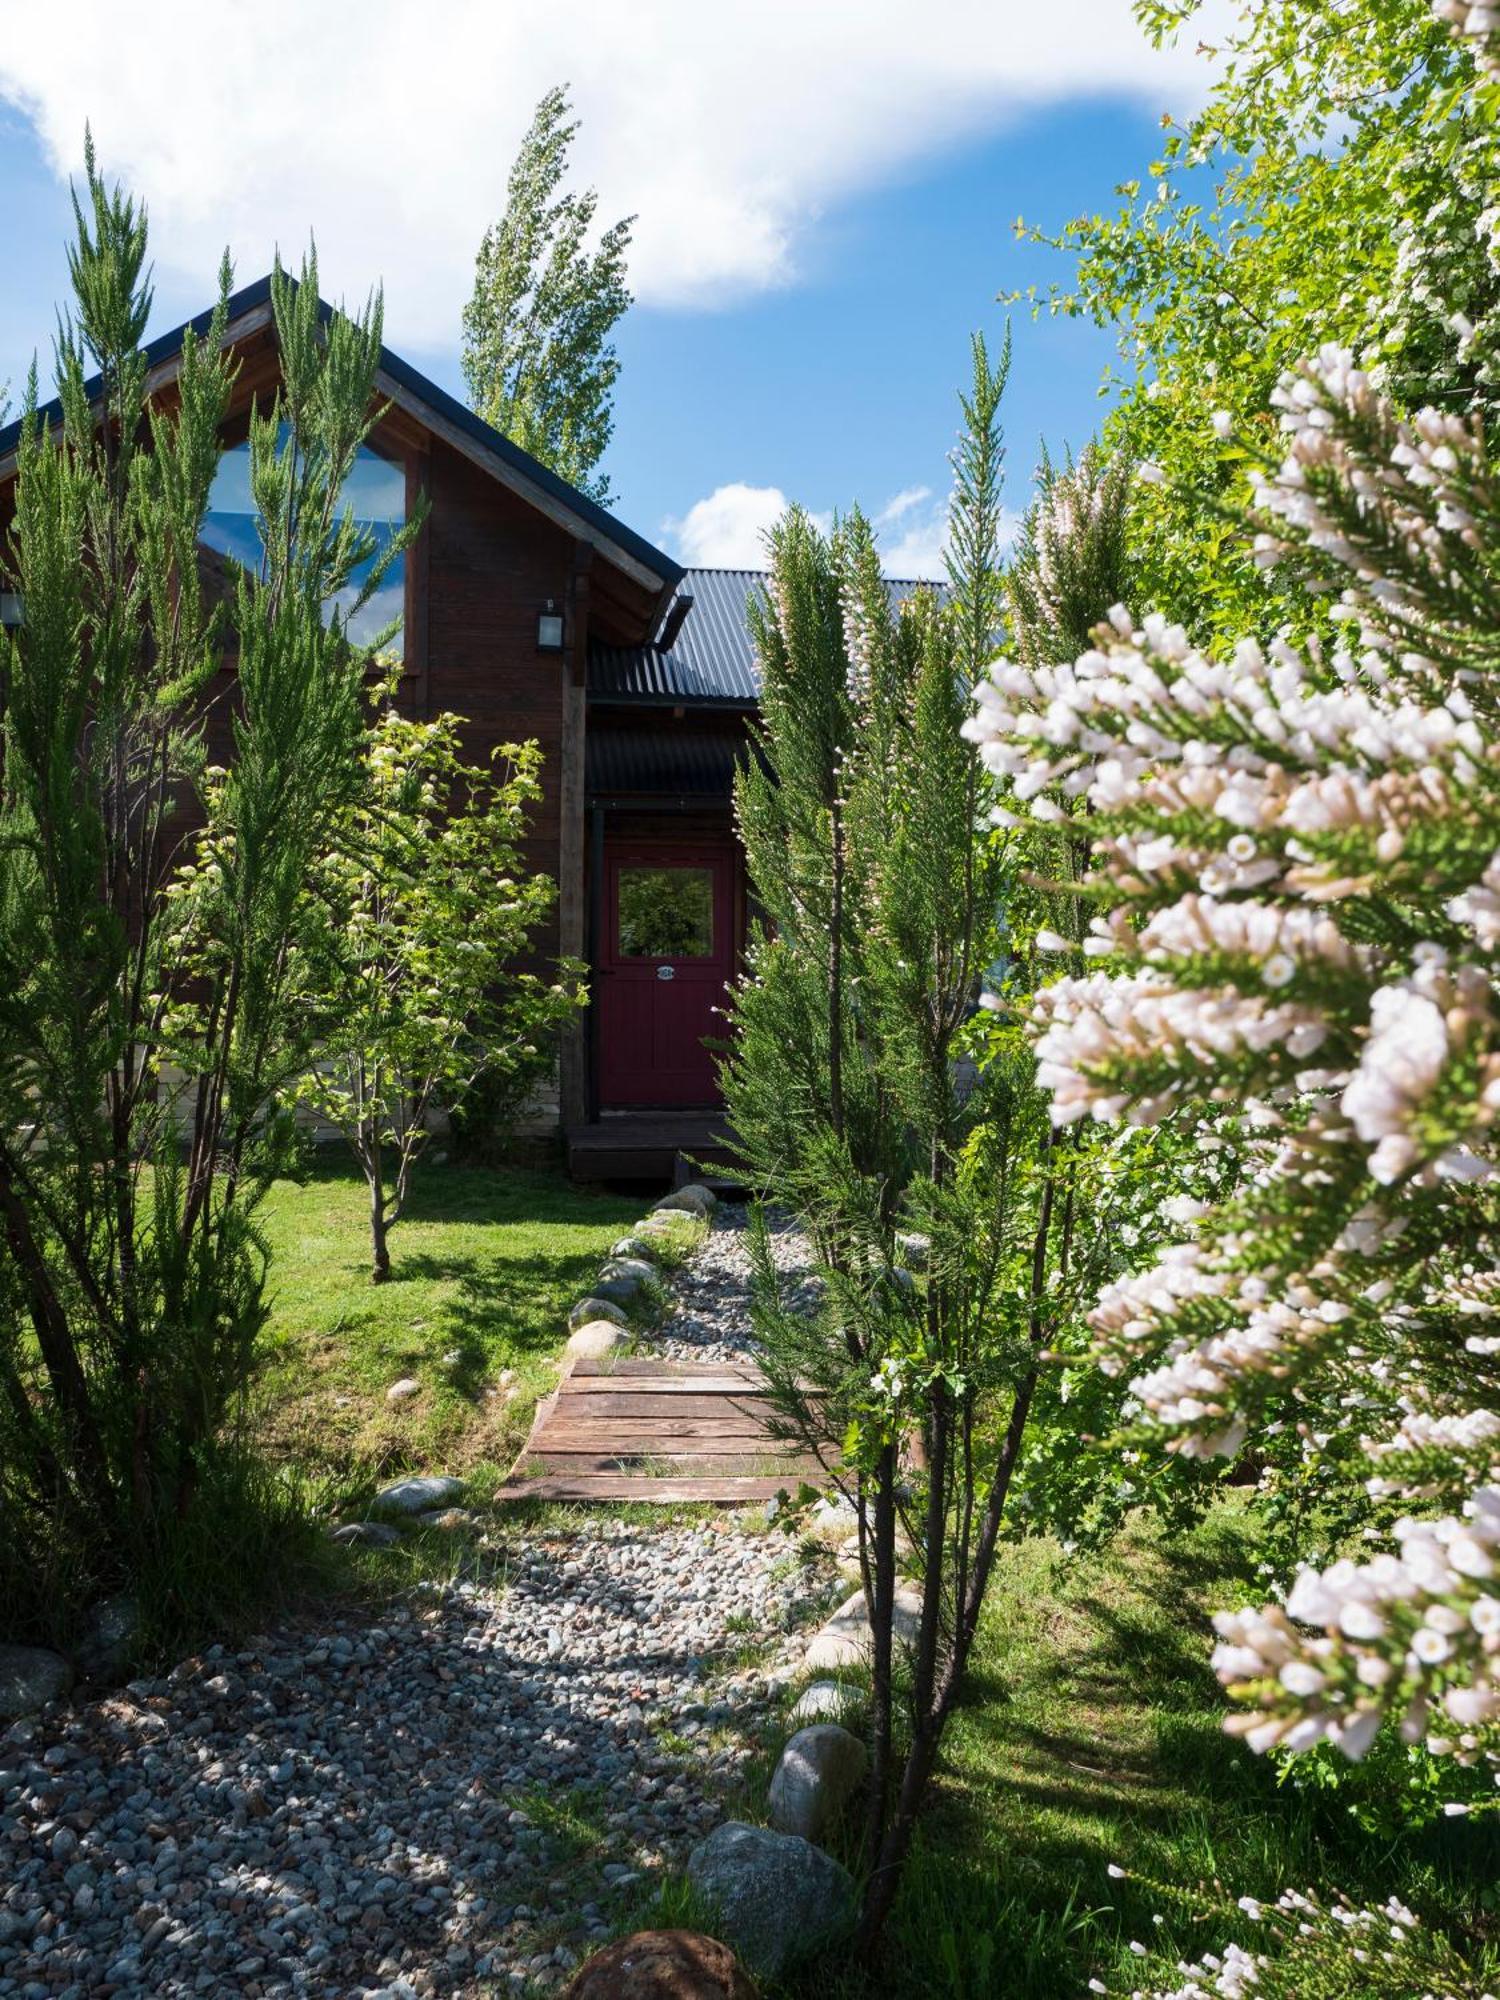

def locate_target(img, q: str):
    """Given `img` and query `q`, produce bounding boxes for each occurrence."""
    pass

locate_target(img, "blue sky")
[0,4,1214,573]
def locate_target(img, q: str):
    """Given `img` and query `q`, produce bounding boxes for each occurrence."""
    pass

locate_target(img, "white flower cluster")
[1030,971,1329,1128]
[1136,897,1365,980]
[1111,1890,1461,2000]
[1342,963,1500,1185]
[1130,1290,1352,1461]
[841,568,877,708]
[1367,1405,1500,1499]
[1211,1488,1500,1759]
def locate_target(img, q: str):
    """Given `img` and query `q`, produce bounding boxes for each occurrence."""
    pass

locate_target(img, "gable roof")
[0,272,685,606]
[587,565,944,707]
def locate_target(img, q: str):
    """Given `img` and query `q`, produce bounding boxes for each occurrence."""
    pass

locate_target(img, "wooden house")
[0,275,917,1182]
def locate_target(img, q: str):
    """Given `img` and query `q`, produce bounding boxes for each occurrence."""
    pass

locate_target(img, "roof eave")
[0,272,685,602]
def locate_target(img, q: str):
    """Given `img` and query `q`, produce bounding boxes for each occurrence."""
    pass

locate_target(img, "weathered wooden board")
[547,1394,779,1422]
[501,1473,806,1503]
[495,1350,833,1508]
[543,1420,793,1444]
[528,1464,836,1480]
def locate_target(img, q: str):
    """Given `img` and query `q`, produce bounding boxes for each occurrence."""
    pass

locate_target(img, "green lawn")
[254,1159,642,1494]
[768,1503,1500,1999]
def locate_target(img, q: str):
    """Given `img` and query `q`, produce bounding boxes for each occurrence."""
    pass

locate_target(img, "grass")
[253,1157,642,1496]
[642,1499,1500,2000]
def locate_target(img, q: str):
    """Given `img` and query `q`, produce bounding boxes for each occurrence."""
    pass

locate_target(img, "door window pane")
[617,867,714,958]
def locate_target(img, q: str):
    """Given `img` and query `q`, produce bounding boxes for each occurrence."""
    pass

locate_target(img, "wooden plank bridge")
[498,1354,829,1504]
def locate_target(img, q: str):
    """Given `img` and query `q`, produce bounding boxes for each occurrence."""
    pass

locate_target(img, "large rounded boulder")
[687,1821,855,1977]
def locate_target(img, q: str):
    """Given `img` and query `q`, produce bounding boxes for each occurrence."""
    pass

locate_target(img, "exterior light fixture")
[0,592,23,630]
[536,600,565,653]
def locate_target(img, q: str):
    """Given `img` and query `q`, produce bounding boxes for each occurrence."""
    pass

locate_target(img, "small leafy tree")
[0,142,412,1637]
[295,702,583,1281]
[462,84,633,503]
[1019,0,1500,641]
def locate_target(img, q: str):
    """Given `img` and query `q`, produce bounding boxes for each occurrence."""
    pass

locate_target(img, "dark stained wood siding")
[419,437,577,964]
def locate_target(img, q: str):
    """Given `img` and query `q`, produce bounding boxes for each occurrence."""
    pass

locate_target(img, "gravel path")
[0,1209,839,2000]
[647,1205,819,1366]
[0,1524,828,1999]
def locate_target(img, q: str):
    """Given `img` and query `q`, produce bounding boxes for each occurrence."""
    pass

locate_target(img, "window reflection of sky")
[200,438,405,654]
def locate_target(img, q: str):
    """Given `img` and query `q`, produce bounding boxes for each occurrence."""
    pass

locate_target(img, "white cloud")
[667,482,812,568]
[0,1,1229,349]
[665,478,1019,576]
[873,487,948,579]
[870,486,1024,578]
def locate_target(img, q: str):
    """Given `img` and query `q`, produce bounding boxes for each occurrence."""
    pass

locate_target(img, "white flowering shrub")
[965,323,1500,1774]
[1435,1,1500,77]
[967,236,1500,2000]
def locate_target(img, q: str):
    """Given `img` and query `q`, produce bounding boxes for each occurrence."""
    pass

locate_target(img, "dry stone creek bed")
[0,1526,835,1998]
[646,1204,819,1365]
[0,1210,839,1999]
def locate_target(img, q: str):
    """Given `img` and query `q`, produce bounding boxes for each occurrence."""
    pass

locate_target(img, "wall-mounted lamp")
[536,600,565,653]
[0,592,23,631]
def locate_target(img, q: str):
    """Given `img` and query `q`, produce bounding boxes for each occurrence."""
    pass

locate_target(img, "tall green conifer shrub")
[726,338,1073,1945]
[0,145,417,1646]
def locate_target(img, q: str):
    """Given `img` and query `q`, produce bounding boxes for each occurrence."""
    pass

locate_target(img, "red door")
[598,840,734,1106]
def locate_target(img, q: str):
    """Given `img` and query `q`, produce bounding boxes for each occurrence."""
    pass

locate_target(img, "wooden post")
[557,542,594,1133]
[404,440,431,719]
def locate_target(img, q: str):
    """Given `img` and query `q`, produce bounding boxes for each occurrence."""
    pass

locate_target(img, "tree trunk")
[369,1154,391,1284]
[862,1442,898,1863]
[857,1717,943,1952]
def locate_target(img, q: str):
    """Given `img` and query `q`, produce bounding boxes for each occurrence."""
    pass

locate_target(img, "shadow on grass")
[267,1158,640,1350]
[770,1513,1500,2000]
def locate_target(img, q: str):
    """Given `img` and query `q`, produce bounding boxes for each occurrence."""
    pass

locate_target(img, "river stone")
[372,1474,464,1514]
[593,1274,647,1310]
[566,1321,626,1361]
[895,1230,930,1271]
[0,1645,73,1721]
[570,1297,629,1331]
[687,1821,854,1977]
[328,1521,400,1548]
[385,1376,421,1404]
[73,1594,140,1681]
[562,1929,760,1999]
[809,1493,858,1532]
[611,1235,660,1262]
[654,1184,717,1220]
[601,1256,657,1286]
[768,1724,868,1841]
[803,1581,923,1671]
[415,1507,474,1531]
[789,1680,861,1727]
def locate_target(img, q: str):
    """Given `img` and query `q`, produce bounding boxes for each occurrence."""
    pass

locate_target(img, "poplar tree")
[462,85,633,504]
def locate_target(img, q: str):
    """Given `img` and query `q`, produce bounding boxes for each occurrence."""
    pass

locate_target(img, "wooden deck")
[565,1111,740,1185]
[497,1354,829,1504]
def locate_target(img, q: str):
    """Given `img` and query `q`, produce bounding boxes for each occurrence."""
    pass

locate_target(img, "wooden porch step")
[565,1112,740,1185]
[570,1356,766,1379]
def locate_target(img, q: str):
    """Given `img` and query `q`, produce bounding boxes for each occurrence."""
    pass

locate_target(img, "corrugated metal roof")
[588,566,940,706]
[586,720,759,798]
[590,569,766,704]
